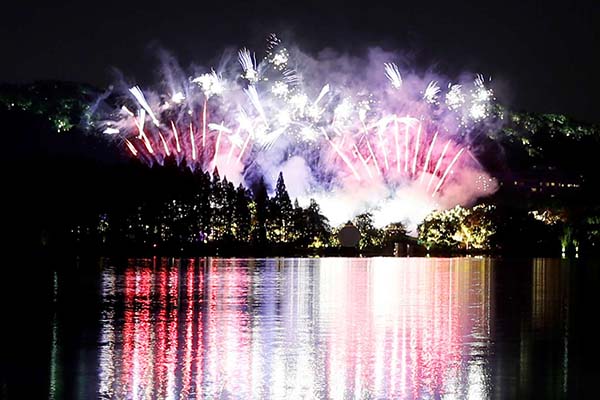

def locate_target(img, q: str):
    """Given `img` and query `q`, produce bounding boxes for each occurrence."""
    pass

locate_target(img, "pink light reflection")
[98,257,492,399]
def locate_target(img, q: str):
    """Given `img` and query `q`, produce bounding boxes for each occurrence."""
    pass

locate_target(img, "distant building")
[499,165,582,201]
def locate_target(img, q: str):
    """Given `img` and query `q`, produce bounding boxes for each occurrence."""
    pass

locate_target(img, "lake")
[2,257,598,399]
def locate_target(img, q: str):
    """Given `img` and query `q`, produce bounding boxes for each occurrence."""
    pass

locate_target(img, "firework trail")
[97,35,499,229]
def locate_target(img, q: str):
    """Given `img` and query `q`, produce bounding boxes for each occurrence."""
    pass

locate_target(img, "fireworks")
[98,35,498,229]
[384,62,402,89]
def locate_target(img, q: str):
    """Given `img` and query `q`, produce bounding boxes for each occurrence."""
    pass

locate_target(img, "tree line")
[69,169,341,255]
[417,203,599,256]
[64,165,599,257]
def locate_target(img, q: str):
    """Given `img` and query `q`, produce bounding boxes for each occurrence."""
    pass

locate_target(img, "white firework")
[445,84,464,110]
[191,70,225,98]
[276,109,292,126]
[244,85,267,122]
[128,86,160,126]
[289,93,308,112]
[469,103,488,120]
[358,100,371,122]
[171,91,185,104]
[315,84,330,105]
[229,132,244,148]
[207,122,232,134]
[102,35,499,230]
[238,48,259,83]
[473,74,493,102]
[271,81,289,97]
[469,74,494,120]
[270,49,289,69]
[423,81,441,104]
[334,98,354,123]
[300,126,318,141]
[384,62,402,89]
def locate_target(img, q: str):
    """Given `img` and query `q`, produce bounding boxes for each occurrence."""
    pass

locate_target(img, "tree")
[490,205,559,254]
[234,184,252,242]
[353,213,382,249]
[291,199,304,244]
[252,177,268,245]
[300,199,331,248]
[456,204,496,250]
[419,204,496,251]
[382,222,408,247]
[210,167,225,241]
[417,206,465,250]
[195,171,212,243]
[222,178,237,241]
[124,203,154,245]
[268,172,294,243]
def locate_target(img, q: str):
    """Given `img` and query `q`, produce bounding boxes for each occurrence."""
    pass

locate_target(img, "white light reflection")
[98,265,116,399]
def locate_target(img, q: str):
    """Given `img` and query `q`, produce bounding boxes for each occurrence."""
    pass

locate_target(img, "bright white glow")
[171,91,185,104]
[470,103,487,120]
[271,81,289,97]
[276,110,291,125]
[271,49,288,67]
[192,71,224,97]
[300,126,318,141]
[334,98,353,122]
[289,93,308,111]
[103,127,120,134]
[208,122,232,134]
[445,84,464,110]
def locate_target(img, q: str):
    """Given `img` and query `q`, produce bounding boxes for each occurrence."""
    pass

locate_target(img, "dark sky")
[3,0,599,122]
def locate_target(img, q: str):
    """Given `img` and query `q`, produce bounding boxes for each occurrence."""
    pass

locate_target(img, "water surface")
[3,257,598,399]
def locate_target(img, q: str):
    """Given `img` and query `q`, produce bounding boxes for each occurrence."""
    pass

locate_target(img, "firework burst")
[97,35,498,229]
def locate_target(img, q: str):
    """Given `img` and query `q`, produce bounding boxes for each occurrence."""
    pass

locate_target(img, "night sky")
[3,0,599,122]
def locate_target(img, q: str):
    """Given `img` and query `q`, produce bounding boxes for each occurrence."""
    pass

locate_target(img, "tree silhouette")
[382,222,408,247]
[196,171,212,243]
[252,177,268,245]
[299,199,331,248]
[291,199,304,244]
[269,172,294,243]
[353,213,381,249]
[234,184,252,242]
[210,167,225,241]
[222,178,237,241]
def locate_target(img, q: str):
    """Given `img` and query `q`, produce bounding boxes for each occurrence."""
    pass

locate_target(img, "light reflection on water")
[95,257,496,399]
[41,257,593,398]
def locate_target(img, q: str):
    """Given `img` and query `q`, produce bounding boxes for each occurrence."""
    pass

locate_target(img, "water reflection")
[94,257,497,399]
[521,259,570,398]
